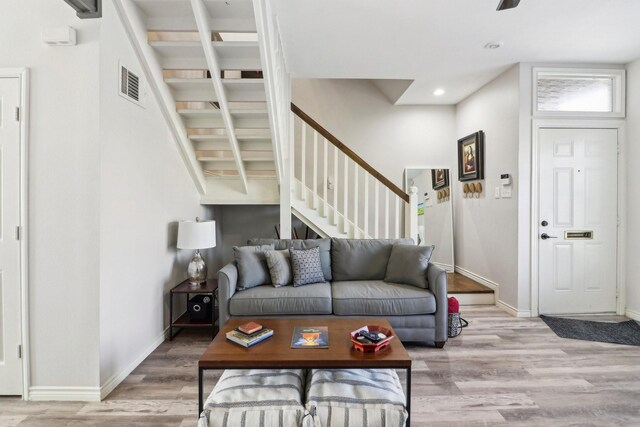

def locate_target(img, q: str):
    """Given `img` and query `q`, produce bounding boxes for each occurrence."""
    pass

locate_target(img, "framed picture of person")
[431,168,449,190]
[457,131,484,181]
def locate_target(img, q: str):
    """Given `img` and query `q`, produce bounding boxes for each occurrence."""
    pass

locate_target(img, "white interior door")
[0,77,23,395]
[538,128,618,315]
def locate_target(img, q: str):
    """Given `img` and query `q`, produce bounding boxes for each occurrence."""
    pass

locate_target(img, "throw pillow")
[247,238,332,281]
[290,246,325,287]
[384,244,434,289]
[264,249,292,288]
[233,244,275,290]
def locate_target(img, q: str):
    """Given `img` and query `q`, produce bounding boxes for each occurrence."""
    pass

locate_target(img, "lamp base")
[187,250,207,287]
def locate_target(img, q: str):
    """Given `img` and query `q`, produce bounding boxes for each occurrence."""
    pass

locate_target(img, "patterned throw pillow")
[290,247,325,287]
[264,250,292,287]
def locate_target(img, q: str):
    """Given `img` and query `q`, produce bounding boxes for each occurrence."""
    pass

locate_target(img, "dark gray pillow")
[264,249,292,288]
[233,244,275,290]
[290,247,325,287]
[330,238,414,281]
[384,244,434,289]
[248,238,332,281]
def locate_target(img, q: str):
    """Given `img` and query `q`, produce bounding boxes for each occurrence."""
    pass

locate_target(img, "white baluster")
[343,154,349,235]
[363,174,369,238]
[313,130,318,210]
[332,145,338,226]
[384,189,390,239]
[353,164,359,238]
[300,124,306,201]
[374,180,379,238]
[322,137,328,217]
[394,196,400,238]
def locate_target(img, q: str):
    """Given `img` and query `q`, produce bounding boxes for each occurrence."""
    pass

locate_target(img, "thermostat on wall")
[500,174,511,186]
[42,26,77,46]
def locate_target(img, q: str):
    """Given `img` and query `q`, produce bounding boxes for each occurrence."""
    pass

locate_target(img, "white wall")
[626,58,640,319]
[98,0,207,391]
[455,66,520,309]
[409,169,454,270]
[0,1,101,391]
[292,79,456,188]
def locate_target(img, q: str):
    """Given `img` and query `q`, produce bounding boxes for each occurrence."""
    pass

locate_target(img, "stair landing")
[447,273,495,305]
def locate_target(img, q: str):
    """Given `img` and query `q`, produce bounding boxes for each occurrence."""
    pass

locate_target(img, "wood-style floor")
[2,306,640,426]
[447,273,494,294]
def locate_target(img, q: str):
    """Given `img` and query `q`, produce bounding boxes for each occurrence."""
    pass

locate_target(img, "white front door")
[538,128,618,315]
[0,77,23,395]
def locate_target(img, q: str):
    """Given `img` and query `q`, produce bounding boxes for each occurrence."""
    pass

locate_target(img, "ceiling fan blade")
[497,0,521,11]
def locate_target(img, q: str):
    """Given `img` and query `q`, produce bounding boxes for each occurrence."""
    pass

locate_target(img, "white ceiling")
[272,0,640,104]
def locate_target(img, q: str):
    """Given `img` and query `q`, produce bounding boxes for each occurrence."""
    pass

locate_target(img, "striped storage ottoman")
[304,368,408,427]
[198,369,307,427]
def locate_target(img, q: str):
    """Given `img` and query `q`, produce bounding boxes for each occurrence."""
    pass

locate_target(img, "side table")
[169,279,218,340]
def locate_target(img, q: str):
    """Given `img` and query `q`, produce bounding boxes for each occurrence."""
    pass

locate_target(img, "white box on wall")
[42,26,77,46]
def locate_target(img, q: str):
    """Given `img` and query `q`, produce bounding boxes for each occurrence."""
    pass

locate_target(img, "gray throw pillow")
[248,238,332,281]
[233,244,275,290]
[264,250,292,288]
[384,244,435,289]
[290,247,326,287]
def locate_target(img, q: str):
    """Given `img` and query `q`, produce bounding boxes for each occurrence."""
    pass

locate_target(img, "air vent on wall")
[119,63,145,107]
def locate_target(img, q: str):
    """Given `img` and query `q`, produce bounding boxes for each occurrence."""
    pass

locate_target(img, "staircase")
[290,104,418,239]
[114,0,417,240]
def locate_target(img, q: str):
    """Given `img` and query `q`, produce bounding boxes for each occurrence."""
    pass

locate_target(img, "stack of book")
[226,322,273,347]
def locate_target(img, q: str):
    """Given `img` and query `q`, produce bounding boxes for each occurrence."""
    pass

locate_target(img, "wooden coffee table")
[198,317,413,424]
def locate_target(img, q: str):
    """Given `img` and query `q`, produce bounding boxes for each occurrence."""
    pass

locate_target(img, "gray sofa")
[217,238,448,347]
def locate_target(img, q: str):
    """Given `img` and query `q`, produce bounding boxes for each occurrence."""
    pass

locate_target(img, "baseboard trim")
[497,299,532,318]
[29,386,101,402]
[433,262,454,273]
[99,326,168,400]
[454,266,499,291]
[626,309,640,321]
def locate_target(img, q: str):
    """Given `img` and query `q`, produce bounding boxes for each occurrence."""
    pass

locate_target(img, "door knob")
[540,233,557,240]
[541,220,548,227]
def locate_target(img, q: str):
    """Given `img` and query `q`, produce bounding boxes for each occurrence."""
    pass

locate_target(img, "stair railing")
[291,103,418,240]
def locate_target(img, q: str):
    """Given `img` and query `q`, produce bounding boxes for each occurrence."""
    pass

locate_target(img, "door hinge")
[15,107,20,122]
[15,226,20,240]
[18,345,22,359]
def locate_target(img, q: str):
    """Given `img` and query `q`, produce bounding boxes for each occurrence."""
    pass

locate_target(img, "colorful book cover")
[290,326,329,349]
[226,328,273,347]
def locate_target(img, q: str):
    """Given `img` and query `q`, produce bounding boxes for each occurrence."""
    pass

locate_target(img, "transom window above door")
[533,68,625,118]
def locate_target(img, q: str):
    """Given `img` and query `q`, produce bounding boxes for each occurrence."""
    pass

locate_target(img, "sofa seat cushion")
[331,280,436,316]
[230,282,332,316]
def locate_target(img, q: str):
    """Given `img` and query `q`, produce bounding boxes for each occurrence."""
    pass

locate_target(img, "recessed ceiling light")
[433,88,445,96]
[484,41,504,49]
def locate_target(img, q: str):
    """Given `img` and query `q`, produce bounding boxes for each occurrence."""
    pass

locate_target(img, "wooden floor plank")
[2,306,639,426]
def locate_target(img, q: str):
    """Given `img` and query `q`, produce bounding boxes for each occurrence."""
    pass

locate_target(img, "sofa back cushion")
[330,238,413,281]
[247,238,332,281]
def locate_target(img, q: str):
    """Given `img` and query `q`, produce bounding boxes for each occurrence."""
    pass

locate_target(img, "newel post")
[405,186,418,242]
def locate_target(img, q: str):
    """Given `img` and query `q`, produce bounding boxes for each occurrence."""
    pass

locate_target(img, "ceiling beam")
[63,0,102,19]
[190,0,249,194]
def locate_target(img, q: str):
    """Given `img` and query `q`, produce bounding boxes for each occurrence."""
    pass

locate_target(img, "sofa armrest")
[427,263,448,345]
[217,262,238,328]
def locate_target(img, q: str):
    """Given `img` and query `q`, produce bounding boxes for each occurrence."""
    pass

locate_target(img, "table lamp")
[177,219,216,286]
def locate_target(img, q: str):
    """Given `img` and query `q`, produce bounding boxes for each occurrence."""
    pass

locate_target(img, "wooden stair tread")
[447,273,494,294]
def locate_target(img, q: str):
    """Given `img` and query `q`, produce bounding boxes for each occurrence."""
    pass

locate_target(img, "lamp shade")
[177,220,216,250]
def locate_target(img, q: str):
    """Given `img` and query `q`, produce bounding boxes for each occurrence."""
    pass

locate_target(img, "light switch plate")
[501,187,512,198]
[495,187,501,199]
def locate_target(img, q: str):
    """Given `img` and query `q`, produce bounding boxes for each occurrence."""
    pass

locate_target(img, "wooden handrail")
[291,103,409,203]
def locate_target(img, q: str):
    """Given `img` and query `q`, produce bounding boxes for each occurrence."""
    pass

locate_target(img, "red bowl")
[350,325,394,353]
